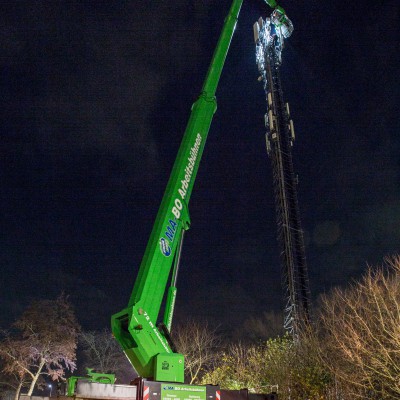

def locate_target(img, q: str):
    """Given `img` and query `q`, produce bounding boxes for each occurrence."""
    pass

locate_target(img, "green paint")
[155,353,185,383]
[161,384,207,400]
[66,369,116,397]
[264,0,278,8]
[111,0,287,382]
[111,0,244,381]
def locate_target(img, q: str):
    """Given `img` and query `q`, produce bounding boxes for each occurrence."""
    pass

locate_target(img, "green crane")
[111,0,292,384]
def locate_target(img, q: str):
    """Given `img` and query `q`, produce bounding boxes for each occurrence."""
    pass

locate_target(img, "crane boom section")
[112,0,243,382]
[129,0,243,322]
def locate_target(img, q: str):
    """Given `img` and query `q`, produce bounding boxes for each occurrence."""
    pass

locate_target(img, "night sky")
[1,1,399,333]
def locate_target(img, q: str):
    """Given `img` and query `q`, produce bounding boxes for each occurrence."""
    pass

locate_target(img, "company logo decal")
[159,133,202,257]
[160,238,171,257]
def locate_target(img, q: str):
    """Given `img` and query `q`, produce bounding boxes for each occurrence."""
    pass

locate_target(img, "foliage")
[0,366,31,400]
[201,334,330,399]
[173,320,221,384]
[201,337,289,393]
[291,331,332,400]
[199,255,400,399]
[319,256,400,399]
[79,329,134,384]
[0,294,79,397]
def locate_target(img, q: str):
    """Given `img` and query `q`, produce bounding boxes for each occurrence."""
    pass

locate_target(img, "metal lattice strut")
[254,17,311,337]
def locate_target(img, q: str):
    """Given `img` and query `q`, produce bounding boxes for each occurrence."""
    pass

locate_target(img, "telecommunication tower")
[253,17,311,337]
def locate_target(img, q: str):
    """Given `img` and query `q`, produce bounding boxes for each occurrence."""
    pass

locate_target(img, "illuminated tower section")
[254,18,311,337]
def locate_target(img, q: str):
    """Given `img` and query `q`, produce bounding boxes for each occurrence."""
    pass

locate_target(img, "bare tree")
[0,294,79,397]
[0,336,31,400]
[0,367,30,400]
[173,320,221,384]
[79,329,134,383]
[320,256,400,399]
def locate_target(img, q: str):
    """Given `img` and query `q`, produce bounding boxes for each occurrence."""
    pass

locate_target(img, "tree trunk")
[14,380,24,400]
[27,359,46,396]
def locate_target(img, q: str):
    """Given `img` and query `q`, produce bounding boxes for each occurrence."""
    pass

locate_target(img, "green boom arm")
[111,0,290,383]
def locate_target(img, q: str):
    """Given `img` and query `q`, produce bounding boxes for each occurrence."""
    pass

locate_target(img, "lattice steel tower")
[254,17,311,337]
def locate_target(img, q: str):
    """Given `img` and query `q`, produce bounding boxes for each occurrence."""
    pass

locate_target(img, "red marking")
[144,386,150,400]
[216,391,221,400]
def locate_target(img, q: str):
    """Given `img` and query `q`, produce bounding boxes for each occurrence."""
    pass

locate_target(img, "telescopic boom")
[111,0,291,383]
